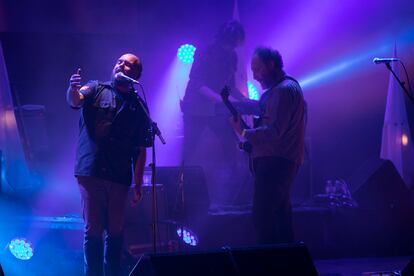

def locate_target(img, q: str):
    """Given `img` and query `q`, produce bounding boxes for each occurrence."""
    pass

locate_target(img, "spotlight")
[402,133,409,146]
[176,227,198,246]
[8,238,34,260]
[177,44,196,64]
[248,81,259,100]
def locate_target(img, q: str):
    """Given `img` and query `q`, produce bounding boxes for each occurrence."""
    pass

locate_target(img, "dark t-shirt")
[182,43,242,116]
[74,81,151,185]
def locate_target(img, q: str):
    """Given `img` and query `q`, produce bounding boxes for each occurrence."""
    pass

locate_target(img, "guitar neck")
[223,101,249,129]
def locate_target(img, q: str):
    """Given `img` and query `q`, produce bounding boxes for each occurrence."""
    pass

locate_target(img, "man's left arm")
[132,147,146,205]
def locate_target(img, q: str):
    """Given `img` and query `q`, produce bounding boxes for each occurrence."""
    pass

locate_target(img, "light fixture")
[177,44,196,64]
[9,238,34,260]
[176,227,198,246]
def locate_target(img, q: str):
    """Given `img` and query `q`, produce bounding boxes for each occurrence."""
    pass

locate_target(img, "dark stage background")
[1,0,413,208]
[0,0,413,273]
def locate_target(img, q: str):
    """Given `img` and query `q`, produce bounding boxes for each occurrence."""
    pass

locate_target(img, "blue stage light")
[176,227,198,246]
[9,238,34,260]
[177,44,196,64]
[248,81,259,100]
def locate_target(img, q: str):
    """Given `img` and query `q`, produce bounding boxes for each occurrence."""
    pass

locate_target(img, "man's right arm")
[66,68,85,108]
[188,47,238,104]
[198,86,222,102]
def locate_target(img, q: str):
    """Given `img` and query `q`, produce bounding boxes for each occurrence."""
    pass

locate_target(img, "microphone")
[373,57,400,64]
[115,72,140,84]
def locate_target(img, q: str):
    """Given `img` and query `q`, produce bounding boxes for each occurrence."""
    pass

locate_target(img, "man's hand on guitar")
[229,115,243,136]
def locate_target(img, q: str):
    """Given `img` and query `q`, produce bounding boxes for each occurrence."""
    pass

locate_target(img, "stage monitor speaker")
[402,257,414,276]
[345,158,414,256]
[349,158,411,210]
[129,242,317,276]
[231,242,318,276]
[129,250,236,276]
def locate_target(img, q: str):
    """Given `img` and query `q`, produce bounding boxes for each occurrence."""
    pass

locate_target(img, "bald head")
[112,53,143,81]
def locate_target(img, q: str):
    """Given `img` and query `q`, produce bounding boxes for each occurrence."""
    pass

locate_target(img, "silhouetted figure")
[181,20,249,206]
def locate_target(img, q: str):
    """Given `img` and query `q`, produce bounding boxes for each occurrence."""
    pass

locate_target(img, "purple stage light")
[176,226,198,246]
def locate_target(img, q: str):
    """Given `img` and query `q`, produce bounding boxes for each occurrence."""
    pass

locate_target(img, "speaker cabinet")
[402,257,414,276]
[130,250,235,276]
[337,158,414,256]
[129,242,317,276]
[231,243,318,276]
[350,159,410,210]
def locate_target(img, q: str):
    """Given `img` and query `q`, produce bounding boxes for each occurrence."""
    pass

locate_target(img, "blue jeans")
[77,176,130,276]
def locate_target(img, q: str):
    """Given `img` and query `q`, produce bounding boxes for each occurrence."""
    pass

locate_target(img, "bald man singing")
[67,53,151,275]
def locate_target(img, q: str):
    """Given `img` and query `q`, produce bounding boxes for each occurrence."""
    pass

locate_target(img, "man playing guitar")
[229,47,306,244]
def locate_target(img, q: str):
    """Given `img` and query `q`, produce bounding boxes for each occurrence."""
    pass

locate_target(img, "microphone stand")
[385,62,414,104]
[135,89,166,254]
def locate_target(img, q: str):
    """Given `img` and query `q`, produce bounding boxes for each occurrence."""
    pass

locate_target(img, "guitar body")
[220,86,254,173]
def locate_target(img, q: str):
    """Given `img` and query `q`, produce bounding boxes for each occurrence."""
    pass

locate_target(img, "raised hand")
[67,68,85,107]
[69,68,82,91]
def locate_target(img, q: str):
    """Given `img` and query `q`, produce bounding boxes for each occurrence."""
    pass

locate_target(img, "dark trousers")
[183,115,244,205]
[77,176,130,276]
[252,156,299,244]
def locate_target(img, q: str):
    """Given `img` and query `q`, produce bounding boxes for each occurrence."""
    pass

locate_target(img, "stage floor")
[315,255,411,276]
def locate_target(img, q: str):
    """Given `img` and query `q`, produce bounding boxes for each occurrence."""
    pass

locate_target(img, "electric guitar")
[220,86,254,173]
